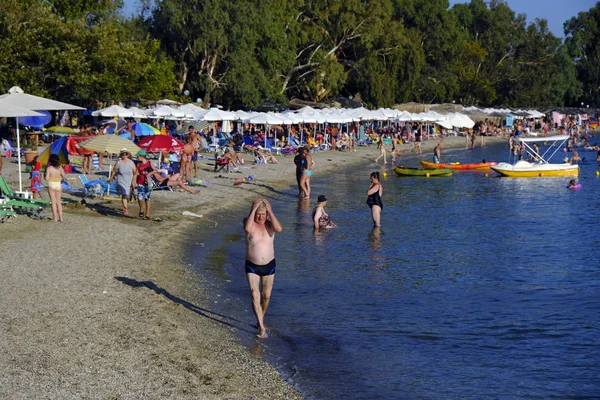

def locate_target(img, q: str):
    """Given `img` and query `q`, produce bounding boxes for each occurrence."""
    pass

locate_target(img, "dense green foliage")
[0,0,597,109]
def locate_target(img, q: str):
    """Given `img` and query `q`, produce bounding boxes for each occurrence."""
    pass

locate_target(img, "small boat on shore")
[394,166,453,177]
[420,160,498,170]
[491,134,579,177]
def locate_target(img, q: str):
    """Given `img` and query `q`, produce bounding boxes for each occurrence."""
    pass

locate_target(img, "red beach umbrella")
[136,135,184,152]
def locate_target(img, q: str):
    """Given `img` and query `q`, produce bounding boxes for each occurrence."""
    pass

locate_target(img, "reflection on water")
[196,139,600,400]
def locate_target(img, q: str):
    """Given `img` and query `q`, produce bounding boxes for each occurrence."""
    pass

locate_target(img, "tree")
[0,0,175,105]
[144,0,231,105]
[565,2,600,107]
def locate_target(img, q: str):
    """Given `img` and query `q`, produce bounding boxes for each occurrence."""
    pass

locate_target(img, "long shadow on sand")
[115,276,255,334]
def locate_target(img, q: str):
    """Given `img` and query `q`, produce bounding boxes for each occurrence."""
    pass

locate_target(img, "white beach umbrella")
[194,107,236,121]
[0,103,45,118]
[0,86,84,191]
[447,113,475,129]
[0,86,85,111]
[435,119,454,130]
[179,103,206,119]
[267,112,294,125]
[149,105,185,118]
[92,105,134,118]
[156,99,181,106]
[126,106,148,119]
[280,111,306,124]
[395,111,414,122]
[294,111,319,124]
[244,112,280,125]
[0,104,45,193]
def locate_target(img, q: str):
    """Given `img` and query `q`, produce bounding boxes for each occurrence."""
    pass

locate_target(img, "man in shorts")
[244,197,283,338]
[133,150,155,219]
[188,125,200,177]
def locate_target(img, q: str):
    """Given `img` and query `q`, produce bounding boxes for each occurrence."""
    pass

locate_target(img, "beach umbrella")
[194,107,237,121]
[156,99,181,106]
[133,122,160,136]
[19,110,52,128]
[194,107,237,145]
[79,134,140,155]
[44,126,76,133]
[92,105,134,118]
[0,103,45,118]
[100,118,128,134]
[148,105,185,118]
[137,135,184,152]
[179,103,206,119]
[127,106,148,119]
[0,86,84,191]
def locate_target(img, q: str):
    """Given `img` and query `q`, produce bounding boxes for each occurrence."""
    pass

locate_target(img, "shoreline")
[0,134,508,398]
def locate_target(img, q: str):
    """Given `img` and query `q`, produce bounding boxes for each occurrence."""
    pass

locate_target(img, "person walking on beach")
[366,172,383,227]
[45,154,65,222]
[133,150,155,219]
[375,135,387,164]
[244,197,283,338]
[109,149,137,216]
[433,141,442,164]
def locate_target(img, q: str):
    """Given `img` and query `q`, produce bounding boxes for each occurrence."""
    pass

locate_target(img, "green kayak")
[393,166,453,177]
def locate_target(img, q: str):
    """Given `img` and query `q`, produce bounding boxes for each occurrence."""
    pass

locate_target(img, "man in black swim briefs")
[244,197,283,338]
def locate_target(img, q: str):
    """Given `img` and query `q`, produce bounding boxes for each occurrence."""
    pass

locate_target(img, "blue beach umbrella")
[19,110,52,128]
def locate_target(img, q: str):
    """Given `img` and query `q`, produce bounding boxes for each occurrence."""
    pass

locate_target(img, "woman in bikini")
[45,154,65,222]
[299,145,315,198]
[312,195,336,230]
[366,171,383,227]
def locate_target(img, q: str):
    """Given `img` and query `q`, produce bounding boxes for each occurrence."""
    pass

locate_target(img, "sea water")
[190,138,600,400]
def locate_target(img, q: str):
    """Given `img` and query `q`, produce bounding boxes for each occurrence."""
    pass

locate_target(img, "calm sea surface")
[189,137,600,400]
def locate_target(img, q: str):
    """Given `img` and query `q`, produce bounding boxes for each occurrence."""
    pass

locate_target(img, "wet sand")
[0,134,507,398]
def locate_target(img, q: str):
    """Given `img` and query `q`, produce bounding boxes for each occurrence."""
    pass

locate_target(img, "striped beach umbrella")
[79,134,140,155]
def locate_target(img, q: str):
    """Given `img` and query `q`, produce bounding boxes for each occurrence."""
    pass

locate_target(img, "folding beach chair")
[149,176,173,192]
[79,175,117,197]
[242,136,257,154]
[214,155,230,172]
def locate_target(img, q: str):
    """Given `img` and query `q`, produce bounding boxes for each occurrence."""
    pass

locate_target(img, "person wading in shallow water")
[366,172,383,227]
[244,197,283,338]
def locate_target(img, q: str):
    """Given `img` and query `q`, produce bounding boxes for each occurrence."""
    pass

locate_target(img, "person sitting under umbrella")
[154,169,199,194]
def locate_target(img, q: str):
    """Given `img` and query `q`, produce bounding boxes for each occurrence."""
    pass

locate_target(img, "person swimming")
[568,179,582,190]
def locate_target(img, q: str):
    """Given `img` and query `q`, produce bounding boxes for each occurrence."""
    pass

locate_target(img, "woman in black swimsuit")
[366,172,383,227]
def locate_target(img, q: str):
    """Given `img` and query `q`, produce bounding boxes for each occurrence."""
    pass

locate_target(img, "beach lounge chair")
[265,137,282,155]
[0,198,16,222]
[242,136,257,154]
[0,176,50,207]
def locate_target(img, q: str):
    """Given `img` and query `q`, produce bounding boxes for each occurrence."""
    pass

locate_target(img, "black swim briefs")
[245,259,276,276]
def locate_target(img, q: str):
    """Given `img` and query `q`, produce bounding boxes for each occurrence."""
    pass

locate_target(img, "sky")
[122,0,597,38]
[448,0,598,37]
